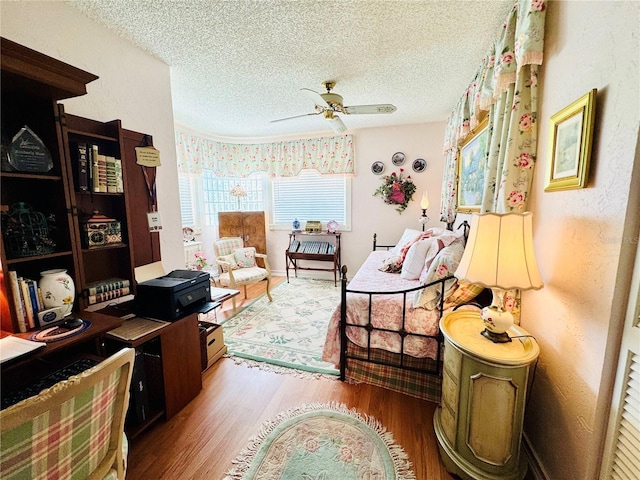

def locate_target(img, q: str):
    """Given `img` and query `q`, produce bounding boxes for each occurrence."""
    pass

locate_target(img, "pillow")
[234,247,256,268]
[218,254,238,273]
[391,228,422,256]
[443,280,485,310]
[378,254,403,273]
[413,238,466,309]
[401,237,439,280]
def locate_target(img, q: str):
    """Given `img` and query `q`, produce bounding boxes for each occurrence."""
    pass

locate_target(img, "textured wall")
[0,0,185,272]
[522,1,640,479]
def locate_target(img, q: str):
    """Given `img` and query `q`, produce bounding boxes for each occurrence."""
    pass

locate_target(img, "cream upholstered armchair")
[214,236,272,313]
[0,348,135,480]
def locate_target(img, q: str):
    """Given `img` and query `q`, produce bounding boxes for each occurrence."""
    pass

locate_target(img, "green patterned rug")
[224,402,416,480]
[220,278,340,375]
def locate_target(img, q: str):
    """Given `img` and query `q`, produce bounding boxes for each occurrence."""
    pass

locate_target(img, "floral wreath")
[373,168,416,213]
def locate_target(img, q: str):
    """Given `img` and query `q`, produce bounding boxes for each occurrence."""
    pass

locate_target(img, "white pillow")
[401,237,438,280]
[391,228,422,255]
[413,238,466,309]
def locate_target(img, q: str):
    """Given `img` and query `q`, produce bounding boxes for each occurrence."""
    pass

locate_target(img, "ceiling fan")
[270,81,397,133]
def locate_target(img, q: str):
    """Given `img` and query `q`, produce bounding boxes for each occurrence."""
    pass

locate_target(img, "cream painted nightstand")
[433,310,539,480]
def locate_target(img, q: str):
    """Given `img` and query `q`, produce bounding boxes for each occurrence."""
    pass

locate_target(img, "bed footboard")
[338,265,449,383]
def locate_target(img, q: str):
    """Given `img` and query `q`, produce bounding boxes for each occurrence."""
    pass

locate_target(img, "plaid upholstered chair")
[0,348,135,480]
[214,236,273,313]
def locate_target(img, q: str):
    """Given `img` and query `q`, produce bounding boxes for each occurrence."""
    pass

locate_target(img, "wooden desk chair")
[213,236,273,314]
[0,348,135,480]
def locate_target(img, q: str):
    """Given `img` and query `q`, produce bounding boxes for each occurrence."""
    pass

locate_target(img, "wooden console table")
[286,232,341,286]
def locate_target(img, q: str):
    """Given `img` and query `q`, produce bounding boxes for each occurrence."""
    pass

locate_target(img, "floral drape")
[176,130,354,177]
[440,0,546,222]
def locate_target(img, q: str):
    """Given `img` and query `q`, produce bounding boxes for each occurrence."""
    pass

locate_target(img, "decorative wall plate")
[371,161,385,175]
[391,152,405,166]
[412,158,427,173]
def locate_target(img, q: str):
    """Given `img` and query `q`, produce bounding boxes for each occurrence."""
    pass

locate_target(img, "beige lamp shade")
[455,212,543,291]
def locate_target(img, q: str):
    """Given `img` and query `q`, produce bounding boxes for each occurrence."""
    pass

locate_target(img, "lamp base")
[481,328,512,343]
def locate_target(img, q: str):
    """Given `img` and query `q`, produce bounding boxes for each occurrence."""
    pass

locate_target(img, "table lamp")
[418,190,429,231]
[454,212,543,343]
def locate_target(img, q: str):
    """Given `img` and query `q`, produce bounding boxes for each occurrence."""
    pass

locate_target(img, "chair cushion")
[218,266,268,286]
[234,247,256,268]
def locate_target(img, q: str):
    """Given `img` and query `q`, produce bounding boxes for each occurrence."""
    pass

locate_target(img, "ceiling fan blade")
[343,104,397,115]
[301,88,330,108]
[326,115,347,134]
[270,111,322,123]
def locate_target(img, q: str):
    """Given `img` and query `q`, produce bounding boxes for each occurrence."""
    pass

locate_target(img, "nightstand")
[433,310,539,480]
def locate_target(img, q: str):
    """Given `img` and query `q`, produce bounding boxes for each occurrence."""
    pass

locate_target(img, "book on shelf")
[105,155,118,193]
[114,158,124,193]
[97,154,108,193]
[91,145,107,193]
[19,277,35,330]
[84,277,130,296]
[75,142,90,192]
[8,271,27,333]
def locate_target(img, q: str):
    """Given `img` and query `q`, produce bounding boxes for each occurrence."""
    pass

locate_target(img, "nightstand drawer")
[443,342,462,381]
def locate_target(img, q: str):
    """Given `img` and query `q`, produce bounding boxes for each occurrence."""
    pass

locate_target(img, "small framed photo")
[545,89,597,192]
[457,117,489,213]
[391,152,405,166]
[412,158,426,173]
[371,161,385,175]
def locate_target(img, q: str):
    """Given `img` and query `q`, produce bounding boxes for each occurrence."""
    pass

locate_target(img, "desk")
[103,312,202,439]
[1,311,125,397]
[286,232,341,286]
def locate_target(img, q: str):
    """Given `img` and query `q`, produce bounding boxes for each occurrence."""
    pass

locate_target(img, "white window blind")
[178,175,195,227]
[272,170,348,227]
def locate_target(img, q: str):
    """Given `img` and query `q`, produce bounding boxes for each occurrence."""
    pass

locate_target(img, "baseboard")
[523,432,550,480]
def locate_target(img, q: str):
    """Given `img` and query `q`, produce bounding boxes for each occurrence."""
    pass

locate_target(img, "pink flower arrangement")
[190,251,207,271]
[373,169,417,214]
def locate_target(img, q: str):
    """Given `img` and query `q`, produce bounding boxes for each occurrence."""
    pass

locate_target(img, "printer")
[135,270,212,321]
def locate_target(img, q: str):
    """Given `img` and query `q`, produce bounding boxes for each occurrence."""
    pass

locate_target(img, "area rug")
[224,402,416,480]
[220,278,340,376]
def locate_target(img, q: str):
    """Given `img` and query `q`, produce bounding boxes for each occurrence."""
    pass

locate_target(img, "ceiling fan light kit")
[271,81,396,134]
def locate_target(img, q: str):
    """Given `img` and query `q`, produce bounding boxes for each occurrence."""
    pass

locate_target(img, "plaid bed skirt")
[344,342,442,403]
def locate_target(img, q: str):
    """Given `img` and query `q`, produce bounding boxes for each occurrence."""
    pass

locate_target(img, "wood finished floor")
[127,277,531,479]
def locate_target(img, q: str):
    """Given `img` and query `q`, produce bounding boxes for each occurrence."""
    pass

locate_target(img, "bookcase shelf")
[0,37,160,330]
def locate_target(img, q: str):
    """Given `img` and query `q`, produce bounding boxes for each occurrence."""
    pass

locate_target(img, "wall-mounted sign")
[135,146,161,167]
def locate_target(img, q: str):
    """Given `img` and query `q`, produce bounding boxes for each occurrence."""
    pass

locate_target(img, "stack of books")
[7,271,45,332]
[73,142,123,194]
[84,278,131,305]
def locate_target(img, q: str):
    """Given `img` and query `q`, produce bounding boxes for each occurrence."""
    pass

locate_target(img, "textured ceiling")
[70,0,512,139]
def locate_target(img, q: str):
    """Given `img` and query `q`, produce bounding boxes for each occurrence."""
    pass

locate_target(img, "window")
[178,176,196,227]
[271,170,350,230]
[179,169,350,230]
[201,171,264,225]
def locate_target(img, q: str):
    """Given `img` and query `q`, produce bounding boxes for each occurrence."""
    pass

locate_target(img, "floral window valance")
[176,129,354,178]
[440,0,546,222]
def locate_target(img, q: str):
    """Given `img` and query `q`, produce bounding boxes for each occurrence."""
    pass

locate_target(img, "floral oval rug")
[224,402,416,480]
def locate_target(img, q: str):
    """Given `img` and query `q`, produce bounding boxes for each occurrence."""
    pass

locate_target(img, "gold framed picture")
[545,89,596,192]
[457,117,489,213]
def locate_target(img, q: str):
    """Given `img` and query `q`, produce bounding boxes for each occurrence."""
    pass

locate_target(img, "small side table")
[433,310,539,480]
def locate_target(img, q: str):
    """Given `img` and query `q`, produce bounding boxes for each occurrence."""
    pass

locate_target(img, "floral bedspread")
[322,250,443,365]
